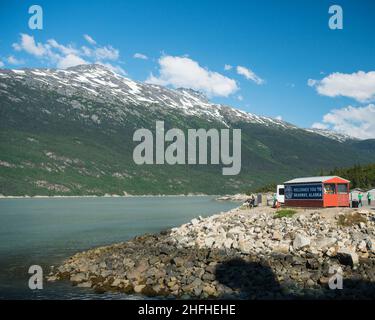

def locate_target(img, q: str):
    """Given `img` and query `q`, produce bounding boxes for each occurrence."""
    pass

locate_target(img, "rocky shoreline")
[48,206,375,299]
[216,193,249,202]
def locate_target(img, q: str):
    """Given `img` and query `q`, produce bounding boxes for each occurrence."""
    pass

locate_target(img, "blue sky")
[1,0,375,138]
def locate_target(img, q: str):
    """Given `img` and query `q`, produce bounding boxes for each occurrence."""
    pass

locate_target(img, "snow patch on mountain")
[0,64,358,142]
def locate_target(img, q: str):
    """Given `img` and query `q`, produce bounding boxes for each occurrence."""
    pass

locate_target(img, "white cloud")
[312,104,375,139]
[57,54,87,69]
[134,53,148,60]
[13,33,46,56]
[80,45,119,61]
[237,95,243,101]
[11,33,124,72]
[0,60,4,68]
[92,46,119,60]
[7,55,24,65]
[83,34,96,45]
[308,71,375,102]
[47,39,78,56]
[311,122,329,130]
[224,64,232,71]
[236,65,264,85]
[146,55,238,97]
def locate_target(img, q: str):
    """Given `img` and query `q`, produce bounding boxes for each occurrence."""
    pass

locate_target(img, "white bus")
[277,185,285,204]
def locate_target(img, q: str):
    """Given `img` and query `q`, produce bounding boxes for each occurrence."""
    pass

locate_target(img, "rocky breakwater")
[48,207,375,299]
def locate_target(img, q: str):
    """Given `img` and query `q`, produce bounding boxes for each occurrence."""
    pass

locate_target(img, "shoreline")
[49,206,375,299]
[0,193,219,200]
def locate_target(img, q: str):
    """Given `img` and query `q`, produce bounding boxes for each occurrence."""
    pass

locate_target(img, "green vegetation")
[274,209,297,219]
[2,77,375,196]
[251,183,277,194]
[326,163,375,189]
[337,212,367,227]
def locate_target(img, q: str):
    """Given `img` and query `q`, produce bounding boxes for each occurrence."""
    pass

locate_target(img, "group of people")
[244,194,256,208]
[245,193,280,209]
[357,191,372,207]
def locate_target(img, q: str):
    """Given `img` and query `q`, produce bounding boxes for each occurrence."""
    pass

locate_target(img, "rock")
[70,273,86,283]
[227,227,243,239]
[359,252,369,259]
[204,237,215,247]
[272,231,283,241]
[77,281,92,288]
[193,286,203,296]
[191,278,203,288]
[51,205,375,299]
[273,242,290,254]
[318,277,330,285]
[325,247,336,257]
[292,256,305,265]
[205,262,217,274]
[366,238,374,252]
[293,234,311,250]
[152,284,166,295]
[123,258,135,268]
[336,248,359,268]
[202,285,217,296]
[306,258,320,270]
[313,237,337,250]
[202,273,215,281]
[357,209,369,215]
[46,276,57,282]
[191,218,199,225]
[224,238,233,249]
[358,240,367,252]
[134,284,146,293]
[149,256,159,265]
[111,278,125,287]
[238,240,252,254]
[306,279,315,287]
[173,257,185,267]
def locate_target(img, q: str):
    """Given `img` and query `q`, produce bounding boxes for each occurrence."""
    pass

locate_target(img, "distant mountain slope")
[304,128,356,143]
[1,64,374,196]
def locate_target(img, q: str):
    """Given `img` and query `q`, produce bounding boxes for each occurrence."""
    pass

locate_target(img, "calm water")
[0,196,238,299]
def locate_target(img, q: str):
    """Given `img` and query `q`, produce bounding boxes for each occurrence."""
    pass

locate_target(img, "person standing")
[272,193,278,208]
[367,192,372,206]
[358,192,363,207]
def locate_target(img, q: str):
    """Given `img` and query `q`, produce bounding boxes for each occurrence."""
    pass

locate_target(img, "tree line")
[323,163,375,190]
[250,163,375,194]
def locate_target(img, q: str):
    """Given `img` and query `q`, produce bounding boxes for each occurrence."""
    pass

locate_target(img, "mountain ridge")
[0,64,374,196]
[0,64,359,141]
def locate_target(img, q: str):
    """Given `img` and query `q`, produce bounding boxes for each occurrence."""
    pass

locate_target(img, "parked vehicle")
[277,185,285,204]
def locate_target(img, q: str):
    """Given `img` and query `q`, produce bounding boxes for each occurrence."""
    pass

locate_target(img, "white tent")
[350,188,375,201]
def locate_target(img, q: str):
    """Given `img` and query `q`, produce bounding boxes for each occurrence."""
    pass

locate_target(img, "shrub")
[274,209,296,219]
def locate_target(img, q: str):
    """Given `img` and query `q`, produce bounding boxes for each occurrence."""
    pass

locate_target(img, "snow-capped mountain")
[0,64,373,196]
[0,64,358,140]
[305,128,356,143]
[1,64,296,130]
